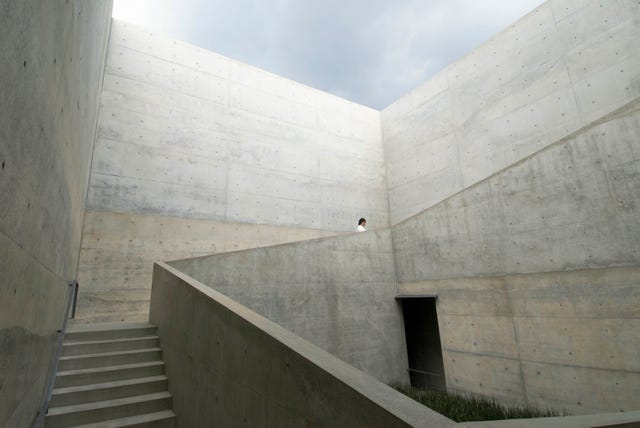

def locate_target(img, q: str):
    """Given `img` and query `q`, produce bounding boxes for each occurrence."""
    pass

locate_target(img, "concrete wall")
[152,263,640,427]
[92,20,387,230]
[0,1,112,426]
[169,229,407,385]
[149,262,453,428]
[76,210,336,322]
[383,0,640,412]
[381,0,640,224]
[392,99,640,414]
[78,20,388,321]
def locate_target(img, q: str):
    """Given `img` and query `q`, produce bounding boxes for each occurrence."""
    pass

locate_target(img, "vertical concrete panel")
[0,0,112,425]
[80,20,389,319]
[391,98,640,413]
[444,352,528,405]
[392,103,640,283]
[520,361,640,414]
[396,268,640,414]
[381,0,640,225]
[76,210,337,323]
[88,19,387,232]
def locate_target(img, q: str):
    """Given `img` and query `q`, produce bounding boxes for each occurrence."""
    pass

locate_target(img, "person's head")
[358,218,366,227]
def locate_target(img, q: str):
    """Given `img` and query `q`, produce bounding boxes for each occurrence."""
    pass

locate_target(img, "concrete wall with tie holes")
[0,1,112,426]
[72,0,639,417]
[387,0,640,415]
[0,0,638,424]
[382,0,640,225]
[76,20,388,322]
[168,229,407,386]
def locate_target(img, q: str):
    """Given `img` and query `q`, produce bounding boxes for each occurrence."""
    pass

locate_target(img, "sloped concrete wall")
[169,229,408,385]
[150,263,453,428]
[382,0,639,224]
[392,100,640,414]
[0,1,112,426]
[78,20,387,322]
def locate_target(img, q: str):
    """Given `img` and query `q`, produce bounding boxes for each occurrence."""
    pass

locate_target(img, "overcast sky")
[113,0,545,110]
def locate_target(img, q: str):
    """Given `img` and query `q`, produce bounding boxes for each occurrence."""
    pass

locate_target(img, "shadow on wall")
[0,0,113,426]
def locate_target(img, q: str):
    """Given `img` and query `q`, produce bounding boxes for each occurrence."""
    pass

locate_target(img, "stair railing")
[32,280,79,428]
[407,367,445,391]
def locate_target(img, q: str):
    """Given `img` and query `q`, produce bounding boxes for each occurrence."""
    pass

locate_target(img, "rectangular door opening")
[399,296,446,391]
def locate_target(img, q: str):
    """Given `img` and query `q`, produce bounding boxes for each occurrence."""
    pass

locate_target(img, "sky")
[112,0,545,110]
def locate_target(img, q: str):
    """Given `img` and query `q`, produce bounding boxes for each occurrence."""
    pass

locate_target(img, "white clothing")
[356,225,366,232]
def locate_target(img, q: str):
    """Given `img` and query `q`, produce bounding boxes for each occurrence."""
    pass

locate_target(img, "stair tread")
[47,391,172,416]
[56,361,165,377]
[53,375,168,395]
[69,410,175,428]
[64,336,159,346]
[69,410,176,428]
[66,322,156,333]
[59,348,161,361]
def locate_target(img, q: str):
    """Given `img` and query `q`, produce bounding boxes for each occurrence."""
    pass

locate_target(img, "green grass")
[391,384,566,422]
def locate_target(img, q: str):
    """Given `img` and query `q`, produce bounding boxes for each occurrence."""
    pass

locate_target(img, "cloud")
[113,0,545,109]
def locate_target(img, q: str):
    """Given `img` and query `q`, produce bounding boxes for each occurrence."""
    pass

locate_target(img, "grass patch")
[391,384,566,422]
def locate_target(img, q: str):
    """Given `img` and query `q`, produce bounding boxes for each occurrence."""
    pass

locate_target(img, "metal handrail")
[32,280,79,428]
[70,281,79,319]
[407,368,442,377]
[407,367,445,392]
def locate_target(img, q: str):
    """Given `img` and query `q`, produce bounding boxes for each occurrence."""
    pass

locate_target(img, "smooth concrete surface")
[385,0,640,414]
[391,100,640,282]
[88,20,389,229]
[398,266,640,415]
[381,0,640,224]
[0,1,112,426]
[392,100,640,414]
[2,0,636,424]
[75,210,337,323]
[150,262,454,428]
[80,19,388,321]
[0,233,68,427]
[169,229,408,385]
[460,410,640,428]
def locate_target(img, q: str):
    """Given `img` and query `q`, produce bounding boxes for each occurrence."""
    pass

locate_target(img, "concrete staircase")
[45,322,175,427]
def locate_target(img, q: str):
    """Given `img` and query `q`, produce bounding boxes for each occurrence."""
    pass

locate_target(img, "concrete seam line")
[389,97,640,229]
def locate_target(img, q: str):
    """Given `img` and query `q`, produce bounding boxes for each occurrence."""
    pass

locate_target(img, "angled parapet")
[167,228,406,384]
[150,261,454,427]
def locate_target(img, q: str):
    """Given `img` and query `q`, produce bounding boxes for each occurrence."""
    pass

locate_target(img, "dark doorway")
[399,297,446,391]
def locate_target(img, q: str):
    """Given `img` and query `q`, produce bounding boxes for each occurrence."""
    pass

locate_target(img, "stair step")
[70,410,175,428]
[51,376,168,407]
[45,391,172,428]
[58,349,162,371]
[62,336,160,356]
[55,361,165,389]
[65,323,157,342]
